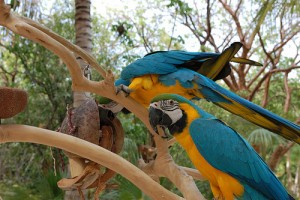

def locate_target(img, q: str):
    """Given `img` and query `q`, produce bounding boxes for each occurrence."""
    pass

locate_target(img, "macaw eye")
[169,100,174,105]
[154,103,158,107]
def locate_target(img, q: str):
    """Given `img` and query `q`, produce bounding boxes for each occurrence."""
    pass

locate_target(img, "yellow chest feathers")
[128,75,198,107]
[173,103,244,200]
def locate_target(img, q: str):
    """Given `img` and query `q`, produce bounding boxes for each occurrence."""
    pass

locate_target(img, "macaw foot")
[116,84,131,97]
[161,135,169,139]
[159,126,170,139]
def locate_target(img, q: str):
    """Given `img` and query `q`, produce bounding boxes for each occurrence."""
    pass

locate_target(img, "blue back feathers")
[159,68,300,141]
[120,51,220,80]
[116,49,300,143]
[189,111,290,199]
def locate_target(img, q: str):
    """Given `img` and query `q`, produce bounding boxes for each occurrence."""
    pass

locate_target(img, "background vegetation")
[0,0,299,199]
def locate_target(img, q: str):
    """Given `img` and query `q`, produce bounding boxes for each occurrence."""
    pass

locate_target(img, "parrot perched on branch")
[148,93,295,200]
[99,42,300,144]
[101,42,259,107]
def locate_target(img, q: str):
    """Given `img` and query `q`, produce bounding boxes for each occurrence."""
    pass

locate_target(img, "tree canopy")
[0,0,299,199]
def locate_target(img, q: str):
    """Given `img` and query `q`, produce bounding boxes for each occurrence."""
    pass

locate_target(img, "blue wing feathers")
[115,78,130,86]
[118,51,300,142]
[146,51,219,61]
[121,60,176,79]
[159,70,195,88]
[193,72,300,134]
[189,118,290,199]
[120,51,220,80]
[240,184,269,200]
[163,68,300,138]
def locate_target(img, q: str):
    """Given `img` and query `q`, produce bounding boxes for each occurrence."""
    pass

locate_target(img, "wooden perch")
[139,131,206,200]
[0,1,206,199]
[0,125,181,200]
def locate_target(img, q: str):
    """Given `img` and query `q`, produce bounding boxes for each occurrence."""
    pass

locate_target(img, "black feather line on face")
[149,107,172,132]
[168,109,187,135]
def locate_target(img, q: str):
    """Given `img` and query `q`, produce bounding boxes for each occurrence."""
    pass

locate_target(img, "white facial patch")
[163,107,183,125]
[150,100,183,125]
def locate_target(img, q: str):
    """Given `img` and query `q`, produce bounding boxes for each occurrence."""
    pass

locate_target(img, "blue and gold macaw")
[100,42,300,144]
[99,42,250,109]
[149,94,295,200]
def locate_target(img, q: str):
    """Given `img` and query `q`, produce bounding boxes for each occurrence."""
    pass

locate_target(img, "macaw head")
[149,94,188,135]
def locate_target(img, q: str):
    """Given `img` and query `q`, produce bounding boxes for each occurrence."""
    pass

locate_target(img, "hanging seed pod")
[98,107,124,154]
[0,87,27,119]
[99,126,114,151]
[58,99,125,193]
[60,99,100,145]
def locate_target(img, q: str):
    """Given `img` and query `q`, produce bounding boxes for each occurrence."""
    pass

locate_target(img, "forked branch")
[0,1,205,199]
[0,125,181,200]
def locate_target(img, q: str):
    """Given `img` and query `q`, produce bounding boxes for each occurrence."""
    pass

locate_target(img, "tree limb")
[247,66,300,101]
[139,131,206,200]
[0,2,206,199]
[268,141,295,171]
[218,0,244,42]
[283,72,292,113]
[0,125,182,200]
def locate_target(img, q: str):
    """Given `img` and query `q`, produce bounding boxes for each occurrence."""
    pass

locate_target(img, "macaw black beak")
[149,107,172,133]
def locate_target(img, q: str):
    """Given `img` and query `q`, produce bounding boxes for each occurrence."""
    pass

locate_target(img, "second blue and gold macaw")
[100,42,300,143]
[149,94,294,200]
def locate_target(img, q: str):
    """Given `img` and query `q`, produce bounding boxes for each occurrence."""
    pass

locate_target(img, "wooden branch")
[0,125,182,200]
[229,72,239,91]
[140,131,206,200]
[0,1,149,139]
[268,142,295,171]
[247,1,273,49]
[283,72,292,113]
[181,15,203,46]
[204,0,212,44]
[247,59,269,89]
[218,0,245,42]
[19,16,106,77]
[258,31,275,66]
[223,77,235,91]
[180,167,206,181]
[0,9,83,83]
[261,75,271,108]
[0,2,206,199]
[138,136,205,182]
[247,66,300,101]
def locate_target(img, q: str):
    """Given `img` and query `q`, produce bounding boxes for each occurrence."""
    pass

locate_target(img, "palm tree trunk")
[65,1,92,199]
[73,0,92,108]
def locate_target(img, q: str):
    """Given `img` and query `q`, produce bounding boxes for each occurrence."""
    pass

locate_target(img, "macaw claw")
[161,135,169,139]
[116,84,131,97]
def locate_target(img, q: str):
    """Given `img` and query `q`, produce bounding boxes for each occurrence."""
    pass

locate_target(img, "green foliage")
[248,129,278,147]
[0,183,41,200]
[34,170,64,200]
[0,0,299,198]
[0,170,64,200]
[0,0,75,129]
[100,175,152,200]
[167,0,192,15]
[248,128,283,159]
[115,175,143,199]
[252,0,275,35]
[111,21,135,47]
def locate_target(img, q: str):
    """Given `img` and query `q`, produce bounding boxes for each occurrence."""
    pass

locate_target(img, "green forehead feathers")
[150,93,190,103]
